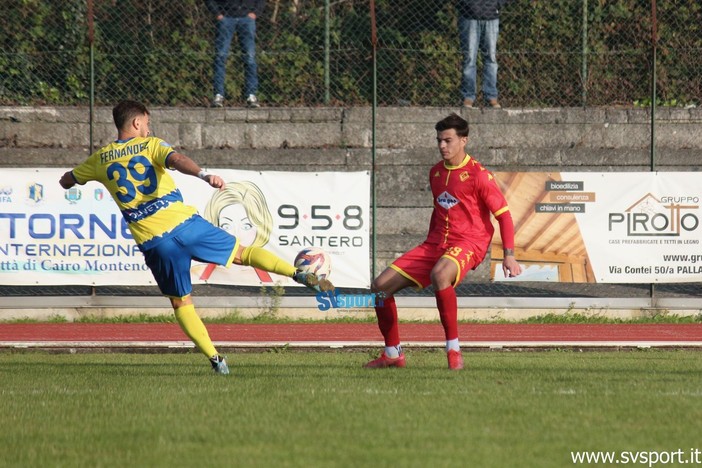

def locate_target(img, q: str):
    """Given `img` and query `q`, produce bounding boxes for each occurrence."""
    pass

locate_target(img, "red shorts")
[389,241,483,289]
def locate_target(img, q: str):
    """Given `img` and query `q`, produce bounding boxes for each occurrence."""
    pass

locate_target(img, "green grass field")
[1,350,701,468]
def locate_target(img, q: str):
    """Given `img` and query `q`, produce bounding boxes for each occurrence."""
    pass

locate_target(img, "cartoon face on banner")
[191,180,278,285]
[178,170,370,288]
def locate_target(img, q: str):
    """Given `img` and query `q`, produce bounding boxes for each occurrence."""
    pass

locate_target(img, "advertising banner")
[0,168,370,288]
[491,172,702,283]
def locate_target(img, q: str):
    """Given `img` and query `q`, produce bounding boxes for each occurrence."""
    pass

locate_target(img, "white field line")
[1,340,702,349]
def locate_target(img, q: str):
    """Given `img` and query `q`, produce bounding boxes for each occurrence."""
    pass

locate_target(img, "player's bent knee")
[169,294,193,309]
[430,270,455,290]
[371,279,397,297]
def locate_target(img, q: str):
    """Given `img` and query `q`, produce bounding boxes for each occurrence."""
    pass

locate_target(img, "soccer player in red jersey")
[365,113,521,370]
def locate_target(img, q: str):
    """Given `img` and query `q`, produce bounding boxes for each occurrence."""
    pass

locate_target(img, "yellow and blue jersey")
[71,136,197,248]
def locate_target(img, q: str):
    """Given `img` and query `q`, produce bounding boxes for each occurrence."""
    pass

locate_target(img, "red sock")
[374,295,400,347]
[435,287,458,341]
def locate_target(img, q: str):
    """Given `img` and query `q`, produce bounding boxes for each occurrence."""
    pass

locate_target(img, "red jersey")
[426,154,509,258]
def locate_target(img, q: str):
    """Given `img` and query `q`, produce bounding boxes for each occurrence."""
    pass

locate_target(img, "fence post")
[87,0,96,298]
[324,0,330,105]
[88,0,95,153]
[370,0,378,279]
[650,0,657,172]
[649,0,658,304]
[581,0,588,107]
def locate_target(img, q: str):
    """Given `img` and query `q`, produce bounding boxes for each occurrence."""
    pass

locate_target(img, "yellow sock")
[241,246,296,277]
[174,304,218,358]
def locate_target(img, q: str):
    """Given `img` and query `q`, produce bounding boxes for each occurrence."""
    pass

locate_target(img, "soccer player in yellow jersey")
[59,100,332,375]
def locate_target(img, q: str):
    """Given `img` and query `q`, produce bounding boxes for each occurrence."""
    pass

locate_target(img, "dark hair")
[435,113,469,137]
[112,100,150,131]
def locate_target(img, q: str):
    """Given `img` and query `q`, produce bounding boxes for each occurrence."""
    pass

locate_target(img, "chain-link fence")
[1,0,700,108]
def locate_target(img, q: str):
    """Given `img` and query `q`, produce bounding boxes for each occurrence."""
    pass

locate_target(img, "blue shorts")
[141,216,238,298]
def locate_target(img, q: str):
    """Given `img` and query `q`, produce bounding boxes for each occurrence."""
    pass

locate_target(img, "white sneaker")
[246,94,260,108]
[212,94,224,107]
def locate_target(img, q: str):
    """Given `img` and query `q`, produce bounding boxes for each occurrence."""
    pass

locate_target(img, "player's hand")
[502,256,522,278]
[205,174,225,189]
[59,171,76,189]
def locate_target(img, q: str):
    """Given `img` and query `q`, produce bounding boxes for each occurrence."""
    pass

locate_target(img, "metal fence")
[2,0,699,108]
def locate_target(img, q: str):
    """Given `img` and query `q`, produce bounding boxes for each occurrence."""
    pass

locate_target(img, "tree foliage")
[0,0,698,107]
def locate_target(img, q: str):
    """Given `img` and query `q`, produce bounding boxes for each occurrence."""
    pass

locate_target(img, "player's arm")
[167,152,225,189]
[479,171,522,278]
[495,210,521,278]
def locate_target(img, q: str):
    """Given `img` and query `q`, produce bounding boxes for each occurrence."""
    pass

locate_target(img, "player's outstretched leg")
[292,270,334,293]
[240,246,334,292]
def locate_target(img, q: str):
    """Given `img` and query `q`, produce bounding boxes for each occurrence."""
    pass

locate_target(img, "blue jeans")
[458,17,499,102]
[213,16,258,97]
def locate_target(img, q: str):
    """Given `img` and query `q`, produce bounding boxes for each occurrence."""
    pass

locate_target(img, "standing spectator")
[457,0,510,109]
[364,113,521,370]
[206,0,266,108]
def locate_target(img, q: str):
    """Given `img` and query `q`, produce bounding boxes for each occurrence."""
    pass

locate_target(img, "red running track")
[1,323,701,348]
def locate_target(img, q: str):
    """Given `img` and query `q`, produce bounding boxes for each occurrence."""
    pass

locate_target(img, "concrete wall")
[2,105,701,276]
